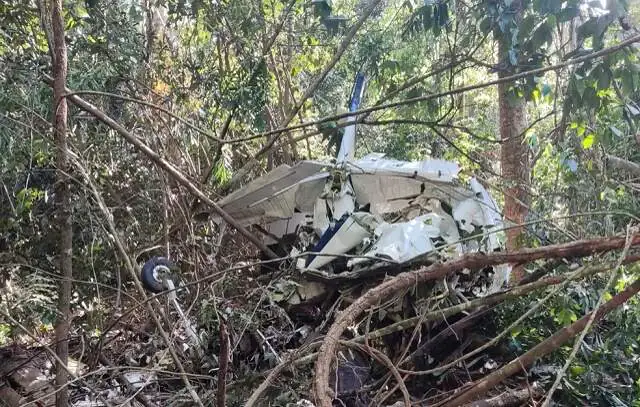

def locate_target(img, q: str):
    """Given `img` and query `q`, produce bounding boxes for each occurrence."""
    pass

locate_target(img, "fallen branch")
[41,74,277,258]
[440,275,640,407]
[71,153,205,407]
[242,255,640,396]
[410,307,493,364]
[540,227,636,406]
[313,234,640,407]
[606,154,640,177]
[217,319,229,407]
[245,343,317,407]
[461,385,542,407]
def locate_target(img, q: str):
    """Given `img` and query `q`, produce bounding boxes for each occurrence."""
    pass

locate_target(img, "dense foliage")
[1,0,640,406]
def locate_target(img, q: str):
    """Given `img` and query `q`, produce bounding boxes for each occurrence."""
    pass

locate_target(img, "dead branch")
[313,234,640,407]
[41,75,277,259]
[71,154,205,407]
[200,0,298,185]
[461,385,542,407]
[243,255,640,394]
[409,307,493,364]
[606,154,640,177]
[217,319,229,407]
[64,90,221,142]
[540,227,636,406]
[245,343,317,407]
[439,276,640,407]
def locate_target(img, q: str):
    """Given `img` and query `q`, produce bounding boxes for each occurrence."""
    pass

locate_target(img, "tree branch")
[440,274,640,407]
[313,234,640,407]
[41,75,278,258]
[250,34,640,143]
[228,0,384,188]
[606,154,640,177]
[49,0,73,404]
[71,153,206,407]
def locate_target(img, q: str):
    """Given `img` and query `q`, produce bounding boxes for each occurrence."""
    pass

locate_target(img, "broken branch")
[228,0,384,187]
[41,74,277,258]
[439,275,640,407]
[313,234,640,407]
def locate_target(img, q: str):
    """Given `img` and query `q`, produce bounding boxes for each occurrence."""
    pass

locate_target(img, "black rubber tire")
[140,256,174,293]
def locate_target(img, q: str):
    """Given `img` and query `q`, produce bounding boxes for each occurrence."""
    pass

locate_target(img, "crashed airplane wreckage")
[215,73,511,294]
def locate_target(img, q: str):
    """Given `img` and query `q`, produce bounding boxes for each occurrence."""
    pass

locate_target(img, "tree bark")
[41,76,278,259]
[498,1,529,283]
[50,0,71,405]
[606,154,640,177]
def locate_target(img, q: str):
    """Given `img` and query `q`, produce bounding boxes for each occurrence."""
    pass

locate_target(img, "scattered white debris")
[215,152,511,294]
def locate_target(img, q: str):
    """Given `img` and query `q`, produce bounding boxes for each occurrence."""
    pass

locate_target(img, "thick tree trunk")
[50,0,72,406]
[498,2,529,283]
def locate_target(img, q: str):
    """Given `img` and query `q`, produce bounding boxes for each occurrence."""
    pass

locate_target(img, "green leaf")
[557,6,579,22]
[609,125,623,138]
[556,308,578,325]
[571,365,586,376]
[531,88,541,103]
[582,133,595,149]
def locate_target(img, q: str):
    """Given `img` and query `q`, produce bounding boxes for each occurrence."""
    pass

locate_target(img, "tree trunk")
[498,1,529,283]
[50,0,72,405]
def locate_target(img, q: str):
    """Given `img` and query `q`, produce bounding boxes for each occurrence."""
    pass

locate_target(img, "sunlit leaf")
[582,133,595,149]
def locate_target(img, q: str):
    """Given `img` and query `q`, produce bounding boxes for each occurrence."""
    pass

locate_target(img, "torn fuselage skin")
[215,153,511,298]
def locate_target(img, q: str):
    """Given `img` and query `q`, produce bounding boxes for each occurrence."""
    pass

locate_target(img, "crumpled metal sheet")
[215,161,328,225]
[349,152,461,182]
[216,153,511,292]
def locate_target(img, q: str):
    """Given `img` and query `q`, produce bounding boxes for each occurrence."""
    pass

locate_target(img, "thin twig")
[540,225,637,407]
[246,34,640,141]
[70,153,205,407]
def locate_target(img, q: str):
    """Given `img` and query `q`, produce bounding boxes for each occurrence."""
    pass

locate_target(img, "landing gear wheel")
[141,256,175,293]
